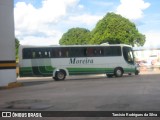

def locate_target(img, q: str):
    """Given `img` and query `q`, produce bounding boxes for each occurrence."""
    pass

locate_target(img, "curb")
[0,82,23,90]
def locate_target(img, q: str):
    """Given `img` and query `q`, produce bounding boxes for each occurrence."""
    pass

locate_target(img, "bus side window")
[48,51,51,58]
[52,48,61,58]
[32,52,36,58]
[51,48,56,58]
[94,47,104,56]
[44,51,48,58]
[38,52,42,58]
[61,48,69,57]
[104,47,111,56]
[83,48,87,57]
[59,51,62,57]
[68,47,85,57]
[66,51,69,57]
[99,49,104,56]
[87,48,94,57]
[23,48,32,59]
[104,46,121,56]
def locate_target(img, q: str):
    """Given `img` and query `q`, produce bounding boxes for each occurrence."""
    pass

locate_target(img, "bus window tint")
[43,48,52,58]
[86,47,104,57]
[104,46,121,56]
[69,47,87,57]
[86,47,94,57]
[52,47,69,58]
[43,51,50,58]
[23,48,32,59]
[61,48,69,57]
[93,47,104,56]
[32,51,36,58]
[23,48,52,59]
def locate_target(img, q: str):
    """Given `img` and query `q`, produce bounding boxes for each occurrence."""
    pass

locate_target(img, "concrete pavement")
[0,73,160,119]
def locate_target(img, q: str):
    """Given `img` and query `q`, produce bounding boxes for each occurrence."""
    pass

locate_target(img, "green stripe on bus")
[19,66,55,77]
[67,68,114,75]
[19,67,33,77]
[45,66,54,71]
[38,66,53,76]
[124,68,136,73]
[38,66,53,74]
[19,66,136,77]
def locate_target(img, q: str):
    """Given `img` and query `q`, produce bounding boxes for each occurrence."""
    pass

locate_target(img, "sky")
[14,0,160,47]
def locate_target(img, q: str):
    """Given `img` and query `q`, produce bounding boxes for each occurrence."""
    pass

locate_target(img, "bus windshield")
[123,47,134,64]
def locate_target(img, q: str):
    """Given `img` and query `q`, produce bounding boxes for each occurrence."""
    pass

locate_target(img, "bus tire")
[135,70,139,75]
[114,67,123,77]
[54,70,66,81]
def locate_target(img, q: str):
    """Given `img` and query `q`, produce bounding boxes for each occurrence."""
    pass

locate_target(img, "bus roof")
[20,44,132,48]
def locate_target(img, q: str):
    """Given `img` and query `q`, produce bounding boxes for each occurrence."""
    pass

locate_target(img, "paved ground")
[0,72,160,119]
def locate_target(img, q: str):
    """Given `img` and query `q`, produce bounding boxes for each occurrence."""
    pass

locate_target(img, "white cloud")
[68,14,102,27]
[91,1,114,7]
[78,4,84,9]
[14,0,80,45]
[116,0,150,20]
[14,0,103,45]
[20,34,62,46]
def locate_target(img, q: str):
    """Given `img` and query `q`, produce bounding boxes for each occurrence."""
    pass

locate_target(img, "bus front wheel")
[135,70,139,75]
[114,68,123,77]
[54,70,66,81]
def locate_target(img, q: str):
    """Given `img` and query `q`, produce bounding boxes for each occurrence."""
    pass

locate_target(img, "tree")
[90,12,145,46]
[59,28,91,45]
[59,12,145,46]
[15,38,20,60]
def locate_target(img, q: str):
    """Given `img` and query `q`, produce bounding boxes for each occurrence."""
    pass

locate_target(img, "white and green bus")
[19,44,139,80]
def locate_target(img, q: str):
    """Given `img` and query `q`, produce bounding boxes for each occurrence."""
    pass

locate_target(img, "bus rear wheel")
[114,68,123,77]
[54,70,66,81]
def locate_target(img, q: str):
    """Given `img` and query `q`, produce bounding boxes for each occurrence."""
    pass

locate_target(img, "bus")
[19,44,139,80]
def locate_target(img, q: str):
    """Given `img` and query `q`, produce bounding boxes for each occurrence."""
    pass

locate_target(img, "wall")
[0,0,16,86]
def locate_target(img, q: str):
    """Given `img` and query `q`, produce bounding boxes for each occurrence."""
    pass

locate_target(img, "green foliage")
[90,12,145,46]
[59,12,145,46]
[15,38,20,60]
[59,28,91,45]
